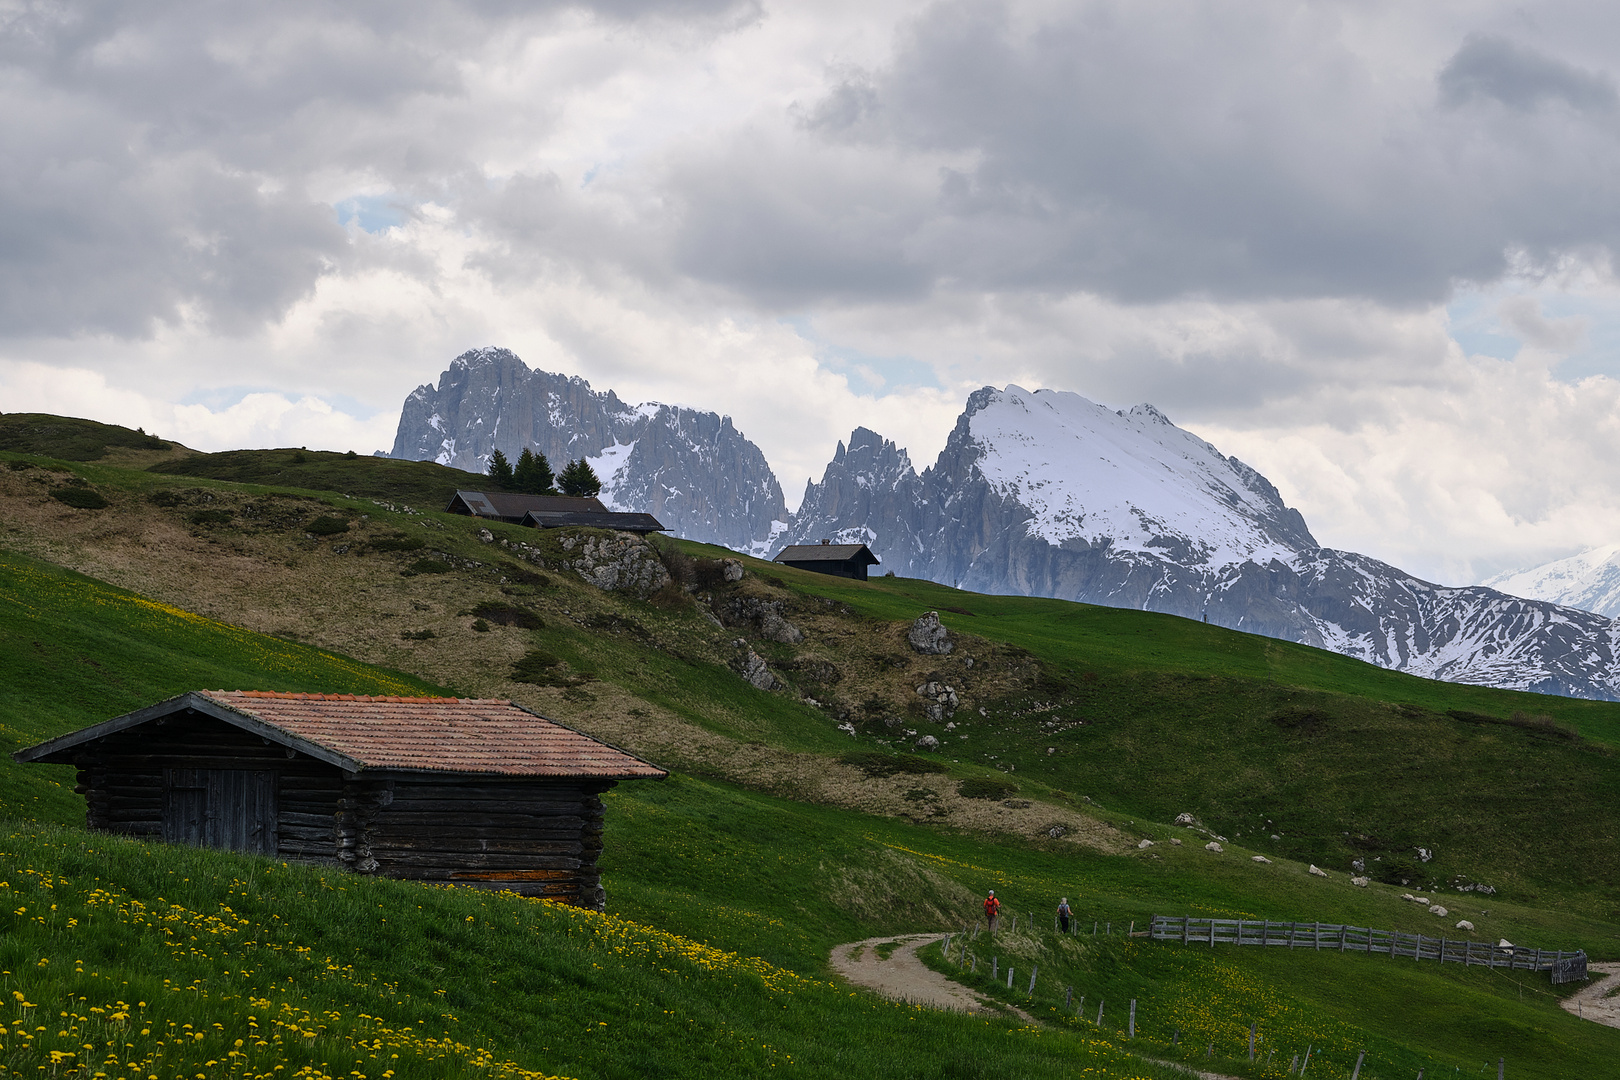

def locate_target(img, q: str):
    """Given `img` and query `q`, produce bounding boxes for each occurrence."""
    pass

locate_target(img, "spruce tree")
[512,448,556,494]
[558,458,602,497]
[486,448,514,490]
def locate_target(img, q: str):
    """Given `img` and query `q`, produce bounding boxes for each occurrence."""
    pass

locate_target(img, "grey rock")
[560,533,670,599]
[1174,813,1196,827]
[907,612,953,655]
[717,596,803,644]
[722,559,744,582]
[390,347,786,552]
[737,647,775,691]
[914,735,940,751]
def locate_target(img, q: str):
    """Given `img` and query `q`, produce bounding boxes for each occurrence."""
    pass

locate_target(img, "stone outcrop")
[559,533,670,599]
[907,612,953,655]
[915,680,959,721]
[716,596,803,644]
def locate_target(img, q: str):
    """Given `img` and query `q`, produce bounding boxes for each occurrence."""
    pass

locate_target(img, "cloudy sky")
[6,0,1620,584]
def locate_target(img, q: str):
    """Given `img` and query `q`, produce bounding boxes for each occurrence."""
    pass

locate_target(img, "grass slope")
[1,432,1620,1075]
[149,450,488,513]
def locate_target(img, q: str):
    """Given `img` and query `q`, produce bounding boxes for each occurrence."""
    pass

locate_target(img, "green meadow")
[1,434,1619,1078]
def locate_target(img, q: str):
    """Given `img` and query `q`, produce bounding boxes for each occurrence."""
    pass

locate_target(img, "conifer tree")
[512,448,556,494]
[558,458,602,497]
[486,448,514,490]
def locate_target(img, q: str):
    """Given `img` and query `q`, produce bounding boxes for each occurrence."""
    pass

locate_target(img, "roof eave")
[12,692,362,773]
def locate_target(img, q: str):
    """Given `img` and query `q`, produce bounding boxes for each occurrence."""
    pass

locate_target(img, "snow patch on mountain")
[586,441,637,510]
[966,386,1312,570]
[1484,544,1620,619]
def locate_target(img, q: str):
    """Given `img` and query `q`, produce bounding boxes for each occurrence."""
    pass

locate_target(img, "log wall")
[64,709,618,908]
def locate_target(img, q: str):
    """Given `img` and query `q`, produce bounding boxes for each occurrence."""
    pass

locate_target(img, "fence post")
[1028,966,1038,996]
[1128,999,1136,1038]
[1077,995,1084,1018]
[1097,999,1104,1026]
[1007,966,1014,989]
[1414,933,1422,961]
[1248,1022,1256,1060]
[1351,1050,1365,1080]
[1066,985,1072,1008]
[1301,1044,1313,1076]
[1314,921,1321,951]
[1497,1058,1504,1080]
[992,956,998,979]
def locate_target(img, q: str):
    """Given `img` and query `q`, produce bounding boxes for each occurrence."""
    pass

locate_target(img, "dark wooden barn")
[446,491,664,534]
[13,691,666,910]
[773,541,881,581]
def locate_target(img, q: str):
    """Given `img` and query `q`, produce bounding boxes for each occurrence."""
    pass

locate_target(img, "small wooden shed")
[446,491,665,534]
[773,541,881,581]
[13,691,666,910]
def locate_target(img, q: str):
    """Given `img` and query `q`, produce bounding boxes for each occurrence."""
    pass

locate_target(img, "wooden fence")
[1150,915,1587,983]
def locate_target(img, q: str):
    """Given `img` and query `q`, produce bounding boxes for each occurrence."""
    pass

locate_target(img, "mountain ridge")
[388,355,1620,700]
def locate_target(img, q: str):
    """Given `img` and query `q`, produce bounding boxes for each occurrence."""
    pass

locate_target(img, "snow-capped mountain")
[389,348,786,551]
[782,385,1620,700]
[1483,545,1620,620]
[391,360,1620,698]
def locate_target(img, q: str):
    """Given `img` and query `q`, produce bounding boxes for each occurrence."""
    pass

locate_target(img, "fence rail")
[1150,915,1587,983]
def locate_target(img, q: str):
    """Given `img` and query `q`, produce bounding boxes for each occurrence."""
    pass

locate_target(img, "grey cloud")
[1438,34,1617,113]
[0,0,756,340]
[665,2,1620,310]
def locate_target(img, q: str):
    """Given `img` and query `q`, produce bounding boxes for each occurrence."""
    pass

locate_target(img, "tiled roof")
[195,691,666,778]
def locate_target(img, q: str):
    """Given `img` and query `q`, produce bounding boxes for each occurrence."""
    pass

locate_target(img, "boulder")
[736,647,775,691]
[1251,855,1271,864]
[1170,838,1182,846]
[1174,812,1196,827]
[1428,905,1448,917]
[722,559,744,582]
[1455,920,1475,932]
[914,735,940,751]
[1204,841,1223,853]
[1350,876,1370,888]
[1137,839,1155,849]
[1308,865,1328,878]
[759,609,804,645]
[907,611,954,655]
[1499,939,1514,948]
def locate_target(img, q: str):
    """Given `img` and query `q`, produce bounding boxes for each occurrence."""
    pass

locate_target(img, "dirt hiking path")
[829,933,1239,1080]
[829,934,1014,1017]
[1562,962,1620,1028]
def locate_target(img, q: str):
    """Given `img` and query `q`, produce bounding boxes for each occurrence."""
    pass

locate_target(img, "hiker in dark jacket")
[1057,897,1072,934]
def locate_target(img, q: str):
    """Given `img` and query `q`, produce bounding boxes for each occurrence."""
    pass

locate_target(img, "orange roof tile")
[193,691,666,779]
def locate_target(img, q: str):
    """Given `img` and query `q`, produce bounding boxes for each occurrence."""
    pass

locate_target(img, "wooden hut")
[773,541,881,581]
[445,491,665,534]
[12,691,666,910]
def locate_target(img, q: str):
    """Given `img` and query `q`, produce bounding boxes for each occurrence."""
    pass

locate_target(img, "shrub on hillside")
[50,487,108,509]
[840,751,948,778]
[368,534,425,553]
[470,601,544,629]
[189,508,234,526]
[958,777,1018,801]
[305,515,350,536]
[402,558,453,576]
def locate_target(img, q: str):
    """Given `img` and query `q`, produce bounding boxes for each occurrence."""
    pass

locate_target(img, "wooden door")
[163,768,278,855]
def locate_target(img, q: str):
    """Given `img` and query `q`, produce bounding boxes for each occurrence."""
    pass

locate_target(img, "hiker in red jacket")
[983,890,1001,932]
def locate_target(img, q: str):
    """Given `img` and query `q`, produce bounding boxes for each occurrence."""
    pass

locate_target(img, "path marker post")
[1128,999,1136,1038]
[1007,967,1014,989]
[1351,1050,1366,1079]
[1301,1044,1313,1076]
[992,956,998,980]
[1249,1023,1256,1060]
[1097,999,1104,1026]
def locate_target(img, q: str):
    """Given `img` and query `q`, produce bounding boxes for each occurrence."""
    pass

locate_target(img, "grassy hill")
[1,420,1619,1077]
